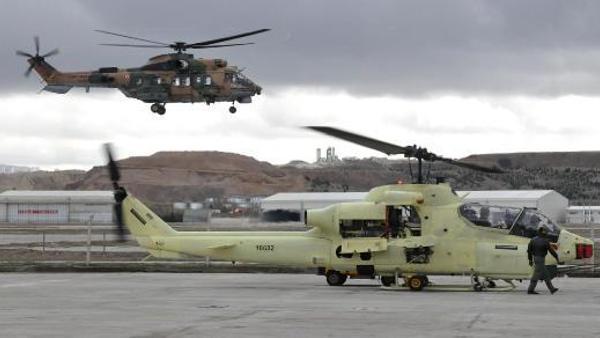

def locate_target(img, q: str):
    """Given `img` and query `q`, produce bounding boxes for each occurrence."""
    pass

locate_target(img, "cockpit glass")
[459,203,521,230]
[509,209,561,239]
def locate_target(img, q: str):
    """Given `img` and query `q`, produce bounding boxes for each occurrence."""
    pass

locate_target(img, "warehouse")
[458,190,568,223]
[566,206,600,224]
[0,191,114,225]
[261,189,569,223]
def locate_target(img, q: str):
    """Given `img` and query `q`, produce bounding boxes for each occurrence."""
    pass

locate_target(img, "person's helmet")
[537,226,547,235]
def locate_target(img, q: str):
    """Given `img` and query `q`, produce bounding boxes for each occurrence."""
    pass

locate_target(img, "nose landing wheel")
[150,103,166,115]
[229,105,237,114]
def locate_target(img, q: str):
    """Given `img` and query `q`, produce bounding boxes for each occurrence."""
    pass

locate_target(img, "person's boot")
[544,279,559,294]
[527,280,539,294]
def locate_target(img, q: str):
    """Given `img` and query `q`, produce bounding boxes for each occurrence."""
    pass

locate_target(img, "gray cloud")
[4,0,600,96]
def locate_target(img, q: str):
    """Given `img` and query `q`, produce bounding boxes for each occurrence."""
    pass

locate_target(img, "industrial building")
[566,206,600,224]
[0,191,114,224]
[457,190,569,223]
[261,189,569,223]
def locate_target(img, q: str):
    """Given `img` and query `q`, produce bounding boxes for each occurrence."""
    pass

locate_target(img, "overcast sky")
[3,0,600,170]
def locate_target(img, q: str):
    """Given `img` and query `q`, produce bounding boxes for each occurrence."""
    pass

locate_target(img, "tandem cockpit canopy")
[459,203,561,241]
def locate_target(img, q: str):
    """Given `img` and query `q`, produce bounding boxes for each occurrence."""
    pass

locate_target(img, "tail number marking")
[256,245,274,251]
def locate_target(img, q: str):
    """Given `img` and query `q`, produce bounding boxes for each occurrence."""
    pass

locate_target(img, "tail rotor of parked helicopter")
[16,36,59,77]
[103,143,127,242]
[306,126,504,184]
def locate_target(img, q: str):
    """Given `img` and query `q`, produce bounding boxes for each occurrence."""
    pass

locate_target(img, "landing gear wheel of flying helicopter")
[229,105,237,114]
[150,103,166,115]
[325,270,347,286]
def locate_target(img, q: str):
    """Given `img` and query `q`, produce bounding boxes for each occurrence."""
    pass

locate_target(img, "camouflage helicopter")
[17,29,269,115]
[103,127,594,291]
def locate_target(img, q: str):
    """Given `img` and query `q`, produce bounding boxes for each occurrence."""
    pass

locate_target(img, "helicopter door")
[475,242,528,275]
[170,76,197,102]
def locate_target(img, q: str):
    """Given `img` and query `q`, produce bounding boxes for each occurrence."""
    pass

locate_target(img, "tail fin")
[121,195,177,237]
[29,59,58,81]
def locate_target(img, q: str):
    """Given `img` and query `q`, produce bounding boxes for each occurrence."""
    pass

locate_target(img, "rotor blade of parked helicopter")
[16,50,34,58]
[305,126,409,156]
[95,29,169,46]
[99,43,170,48]
[187,28,270,46]
[189,43,255,49]
[434,156,505,174]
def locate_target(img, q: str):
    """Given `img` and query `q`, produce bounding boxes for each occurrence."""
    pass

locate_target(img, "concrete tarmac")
[0,273,599,338]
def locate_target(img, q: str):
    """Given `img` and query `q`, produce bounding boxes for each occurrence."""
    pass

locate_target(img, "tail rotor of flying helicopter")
[306,126,504,184]
[16,36,59,77]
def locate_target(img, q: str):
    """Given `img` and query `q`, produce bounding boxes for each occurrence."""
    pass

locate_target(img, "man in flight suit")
[527,226,560,294]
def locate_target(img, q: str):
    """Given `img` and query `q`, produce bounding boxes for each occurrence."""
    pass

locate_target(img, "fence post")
[41,231,45,257]
[205,223,211,267]
[86,216,93,265]
[592,223,596,273]
[102,231,106,255]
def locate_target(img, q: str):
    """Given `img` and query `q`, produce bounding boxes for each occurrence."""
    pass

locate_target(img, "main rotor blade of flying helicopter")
[99,43,170,48]
[306,126,409,156]
[95,29,169,46]
[189,42,255,49]
[433,156,505,174]
[187,28,270,47]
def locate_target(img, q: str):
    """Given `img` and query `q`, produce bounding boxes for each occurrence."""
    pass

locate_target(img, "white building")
[261,189,569,223]
[0,191,114,225]
[566,206,600,224]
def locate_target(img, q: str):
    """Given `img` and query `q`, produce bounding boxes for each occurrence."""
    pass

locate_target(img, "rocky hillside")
[1,151,600,207]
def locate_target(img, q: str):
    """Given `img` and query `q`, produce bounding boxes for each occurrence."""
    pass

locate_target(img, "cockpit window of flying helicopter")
[459,203,521,230]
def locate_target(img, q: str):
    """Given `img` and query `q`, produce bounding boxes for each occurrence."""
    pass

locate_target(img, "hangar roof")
[0,190,114,203]
[458,190,557,200]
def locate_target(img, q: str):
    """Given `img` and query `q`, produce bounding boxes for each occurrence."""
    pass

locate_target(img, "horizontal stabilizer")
[43,85,72,94]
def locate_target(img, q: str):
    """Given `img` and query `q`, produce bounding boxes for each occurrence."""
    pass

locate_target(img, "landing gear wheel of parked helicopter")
[407,275,426,291]
[484,278,496,288]
[471,275,484,292]
[150,103,166,115]
[380,276,396,287]
[229,105,237,114]
[325,270,347,286]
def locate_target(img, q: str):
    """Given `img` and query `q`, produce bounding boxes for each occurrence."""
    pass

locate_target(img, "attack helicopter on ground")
[17,29,269,115]
[103,127,594,291]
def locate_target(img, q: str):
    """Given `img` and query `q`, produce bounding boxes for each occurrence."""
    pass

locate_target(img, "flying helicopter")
[16,29,270,115]
[103,127,594,291]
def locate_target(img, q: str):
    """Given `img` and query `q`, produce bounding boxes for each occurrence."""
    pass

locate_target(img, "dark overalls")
[527,235,559,294]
